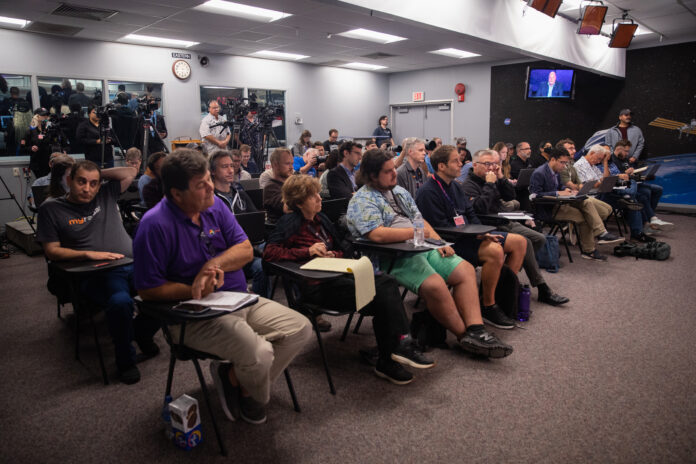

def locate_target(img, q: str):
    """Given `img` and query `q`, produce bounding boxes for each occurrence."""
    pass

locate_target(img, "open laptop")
[643,163,660,179]
[516,168,535,188]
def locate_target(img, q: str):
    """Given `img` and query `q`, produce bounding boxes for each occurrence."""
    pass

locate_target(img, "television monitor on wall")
[525,67,576,100]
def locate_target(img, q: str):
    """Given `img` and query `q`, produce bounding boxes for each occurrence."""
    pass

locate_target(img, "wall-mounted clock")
[172,60,192,80]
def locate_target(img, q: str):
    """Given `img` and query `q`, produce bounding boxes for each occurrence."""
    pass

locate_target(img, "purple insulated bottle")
[518,285,531,321]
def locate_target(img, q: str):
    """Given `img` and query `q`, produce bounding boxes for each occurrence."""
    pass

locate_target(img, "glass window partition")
[0,73,32,156]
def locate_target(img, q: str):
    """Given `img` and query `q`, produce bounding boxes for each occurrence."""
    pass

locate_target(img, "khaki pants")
[170,297,311,404]
[553,198,608,253]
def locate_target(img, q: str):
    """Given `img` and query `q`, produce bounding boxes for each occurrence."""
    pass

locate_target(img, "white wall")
[388,62,496,152]
[0,28,389,149]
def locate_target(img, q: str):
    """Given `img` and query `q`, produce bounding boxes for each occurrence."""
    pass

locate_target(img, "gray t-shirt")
[383,190,413,228]
[37,180,132,257]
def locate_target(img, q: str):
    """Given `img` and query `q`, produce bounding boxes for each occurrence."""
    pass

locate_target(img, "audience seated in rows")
[141,152,167,209]
[133,149,311,424]
[346,149,513,358]
[263,175,434,385]
[263,148,294,224]
[319,149,339,199]
[240,144,259,174]
[293,147,320,177]
[396,137,428,199]
[327,141,361,199]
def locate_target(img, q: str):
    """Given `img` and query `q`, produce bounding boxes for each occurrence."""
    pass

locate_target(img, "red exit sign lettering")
[412,91,424,102]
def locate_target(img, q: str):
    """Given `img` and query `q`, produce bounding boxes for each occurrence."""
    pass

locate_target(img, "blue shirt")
[341,164,357,190]
[372,126,393,146]
[346,184,419,238]
[133,196,249,293]
[456,162,473,183]
[293,156,316,177]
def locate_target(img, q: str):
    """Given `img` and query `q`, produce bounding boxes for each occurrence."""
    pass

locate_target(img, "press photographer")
[76,103,116,167]
[199,100,231,154]
[27,108,69,177]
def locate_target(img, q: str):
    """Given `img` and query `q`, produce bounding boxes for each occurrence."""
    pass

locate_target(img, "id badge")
[453,215,465,226]
[38,134,44,140]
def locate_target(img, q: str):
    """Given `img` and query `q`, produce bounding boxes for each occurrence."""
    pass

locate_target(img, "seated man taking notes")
[133,149,311,425]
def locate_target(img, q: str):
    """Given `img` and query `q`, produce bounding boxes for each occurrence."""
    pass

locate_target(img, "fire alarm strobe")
[455,83,466,102]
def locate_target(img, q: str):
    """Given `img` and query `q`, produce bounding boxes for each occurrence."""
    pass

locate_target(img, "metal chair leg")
[165,352,176,397]
[558,224,573,262]
[192,358,227,456]
[74,304,80,361]
[284,369,301,412]
[88,308,109,385]
[340,313,355,341]
[311,317,336,395]
[352,314,365,335]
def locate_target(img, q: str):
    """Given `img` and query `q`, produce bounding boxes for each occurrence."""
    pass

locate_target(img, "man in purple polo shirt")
[133,149,311,425]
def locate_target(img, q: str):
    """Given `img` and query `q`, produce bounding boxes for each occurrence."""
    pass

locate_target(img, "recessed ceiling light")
[195,0,291,22]
[429,48,481,59]
[337,28,406,44]
[0,15,30,27]
[341,62,387,71]
[250,50,308,60]
[121,34,198,48]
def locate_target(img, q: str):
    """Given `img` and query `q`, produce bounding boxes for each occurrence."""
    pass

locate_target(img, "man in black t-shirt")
[323,128,340,153]
[37,160,159,384]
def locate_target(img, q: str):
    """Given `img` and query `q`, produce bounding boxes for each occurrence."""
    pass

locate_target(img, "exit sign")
[412,91,425,102]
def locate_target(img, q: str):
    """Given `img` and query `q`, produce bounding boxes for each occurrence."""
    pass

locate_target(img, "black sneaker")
[458,330,513,358]
[118,364,141,385]
[481,304,515,330]
[597,232,624,245]
[374,358,414,385]
[581,250,608,261]
[391,335,435,369]
[631,232,656,243]
[209,361,239,421]
[239,395,267,425]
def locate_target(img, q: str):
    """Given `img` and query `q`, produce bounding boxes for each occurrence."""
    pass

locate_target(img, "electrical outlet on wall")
[12,167,20,177]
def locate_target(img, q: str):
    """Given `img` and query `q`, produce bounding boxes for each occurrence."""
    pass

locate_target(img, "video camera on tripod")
[40,114,70,152]
[136,95,161,117]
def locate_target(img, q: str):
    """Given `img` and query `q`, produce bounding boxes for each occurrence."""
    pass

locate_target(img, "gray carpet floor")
[1,212,695,463]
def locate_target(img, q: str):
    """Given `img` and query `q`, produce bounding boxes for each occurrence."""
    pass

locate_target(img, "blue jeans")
[244,256,271,298]
[602,191,643,235]
[637,183,663,218]
[80,264,159,369]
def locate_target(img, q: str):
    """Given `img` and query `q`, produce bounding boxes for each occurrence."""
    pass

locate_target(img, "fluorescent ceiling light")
[601,23,652,36]
[121,34,199,48]
[250,50,308,60]
[0,15,30,27]
[341,62,387,71]
[195,0,291,22]
[202,86,237,89]
[337,28,406,44]
[429,48,481,59]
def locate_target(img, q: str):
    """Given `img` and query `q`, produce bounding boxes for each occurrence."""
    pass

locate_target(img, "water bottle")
[162,394,174,441]
[518,285,531,321]
[413,212,425,246]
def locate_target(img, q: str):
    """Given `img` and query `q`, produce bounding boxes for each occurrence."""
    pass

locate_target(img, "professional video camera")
[40,114,70,152]
[95,103,120,124]
[136,95,161,116]
[256,103,284,127]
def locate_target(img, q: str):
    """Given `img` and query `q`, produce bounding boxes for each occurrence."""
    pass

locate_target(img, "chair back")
[235,211,266,244]
[321,198,350,224]
[239,178,260,190]
[246,189,264,210]
[32,185,51,208]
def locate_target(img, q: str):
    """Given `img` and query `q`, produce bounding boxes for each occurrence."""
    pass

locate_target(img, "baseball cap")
[619,108,632,116]
[34,107,49,116]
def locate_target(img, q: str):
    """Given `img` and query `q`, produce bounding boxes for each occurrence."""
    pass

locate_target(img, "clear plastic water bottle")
[413,212,425,246]
[162,394,174,441]
[518,285,531,321]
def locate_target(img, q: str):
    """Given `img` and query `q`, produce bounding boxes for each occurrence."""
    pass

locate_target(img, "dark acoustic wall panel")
[489,41,696,158]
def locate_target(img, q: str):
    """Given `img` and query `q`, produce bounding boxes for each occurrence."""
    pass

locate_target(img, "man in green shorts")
[346,149,513,358]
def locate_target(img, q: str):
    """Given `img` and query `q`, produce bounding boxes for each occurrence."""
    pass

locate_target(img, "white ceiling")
[0,0,694,73]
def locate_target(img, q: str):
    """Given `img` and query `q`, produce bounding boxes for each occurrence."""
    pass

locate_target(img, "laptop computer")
[643,163,660,179]
[596,175,618,193]
[516,168,535,188]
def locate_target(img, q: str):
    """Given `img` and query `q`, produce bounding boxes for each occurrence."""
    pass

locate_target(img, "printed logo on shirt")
[67,206,101,226]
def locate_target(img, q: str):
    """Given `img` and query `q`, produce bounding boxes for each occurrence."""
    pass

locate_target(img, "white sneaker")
[650,217,674,230]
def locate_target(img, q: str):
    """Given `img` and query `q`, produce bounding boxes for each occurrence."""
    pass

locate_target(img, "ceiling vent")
[25,21,83,36]
[51,3,118,21]
[361,52,398,59]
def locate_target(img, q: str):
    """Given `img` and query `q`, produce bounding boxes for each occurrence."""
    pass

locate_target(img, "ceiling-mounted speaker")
[199,56,210,67]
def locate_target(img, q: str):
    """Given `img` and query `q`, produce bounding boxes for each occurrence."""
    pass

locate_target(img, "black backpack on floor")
[613,241,671,260]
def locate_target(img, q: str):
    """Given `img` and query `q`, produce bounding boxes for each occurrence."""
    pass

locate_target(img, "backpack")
[535,234,560,272]
[613,241,671,260]
[494,265,521,320]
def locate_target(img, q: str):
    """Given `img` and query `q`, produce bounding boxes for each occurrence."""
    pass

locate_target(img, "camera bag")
[613,241,671,261]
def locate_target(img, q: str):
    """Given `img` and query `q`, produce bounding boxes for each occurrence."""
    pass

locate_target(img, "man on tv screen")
[535,71,563,98]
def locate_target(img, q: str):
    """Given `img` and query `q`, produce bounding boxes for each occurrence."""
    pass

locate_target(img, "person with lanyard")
[264,174,434,384]
[396,137,429,199]
[347,148,514,359]
[372,115,394,149]
[415,145,528,329]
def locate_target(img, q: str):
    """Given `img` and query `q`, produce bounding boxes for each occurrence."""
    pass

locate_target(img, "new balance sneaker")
[597,232,623,245]
[650,216,674,230]
[631,232,656,243]
[374,358,414,385]
[481,304,515,329]
[458,330,513,358]
[391,335,435,369]
[581,250,608,261]
[239,395,267,425]
[209,361,239,421]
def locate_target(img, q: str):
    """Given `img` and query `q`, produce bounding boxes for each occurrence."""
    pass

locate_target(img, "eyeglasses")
[475,161,499,168]
[557,160,570,166]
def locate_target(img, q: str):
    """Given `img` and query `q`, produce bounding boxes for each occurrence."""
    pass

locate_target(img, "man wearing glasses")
[529,148,620,261]
[509,142,533,180]
[327,140,362,199]
[199,100,231,155]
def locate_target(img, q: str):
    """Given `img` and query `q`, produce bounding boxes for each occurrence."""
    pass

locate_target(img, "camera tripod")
[138,110,169,170]
[0,174,36,234]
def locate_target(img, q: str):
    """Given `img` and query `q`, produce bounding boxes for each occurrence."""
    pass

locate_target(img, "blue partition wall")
[649,153,696,210]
